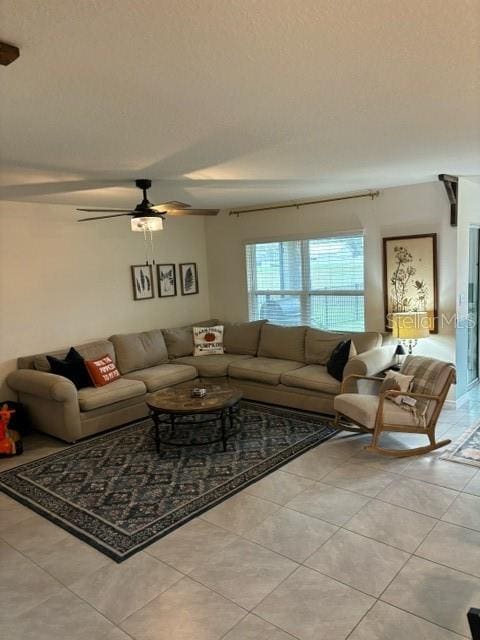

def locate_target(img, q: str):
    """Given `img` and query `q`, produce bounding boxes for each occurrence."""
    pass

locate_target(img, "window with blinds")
[245,233,365,331]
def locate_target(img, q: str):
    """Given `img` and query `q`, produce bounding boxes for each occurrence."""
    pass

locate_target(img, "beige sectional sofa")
[7,320,396,443]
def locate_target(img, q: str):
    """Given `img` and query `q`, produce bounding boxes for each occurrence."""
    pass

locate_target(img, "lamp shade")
[392,312,430,340]
[394,343,406,356]
[131,216,163,232]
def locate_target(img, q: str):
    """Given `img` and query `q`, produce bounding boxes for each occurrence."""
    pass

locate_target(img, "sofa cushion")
[327,339,354,382]
[257,324,307,362]
[228,357,304,385]
[334,393,419,430]
[85,354,121,387]
[193,325,224,356]
[175,354,253,377]
[162,319,220,359]
[305,329,347,365]
[124,363,197,392]
[77,377,146,411]
[46,347,91,390]
[110,330,168,374]
[223,320,266,356]
[162,327,193,359]
[305,329,382,365]
[281,365,341,395]
[350,331,382,354]
[33,340,116,373]
[380,370,414,405]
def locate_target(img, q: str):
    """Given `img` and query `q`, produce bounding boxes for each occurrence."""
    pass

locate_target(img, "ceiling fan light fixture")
[131,216,164,232]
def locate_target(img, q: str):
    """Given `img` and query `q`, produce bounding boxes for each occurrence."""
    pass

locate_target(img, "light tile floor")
[1,389,480,639]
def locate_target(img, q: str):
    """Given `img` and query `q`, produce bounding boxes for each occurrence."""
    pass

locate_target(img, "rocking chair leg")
[370,425,382,449]
[365,438,452,458]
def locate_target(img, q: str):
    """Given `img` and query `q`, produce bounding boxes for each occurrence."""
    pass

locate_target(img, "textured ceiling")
[0,0,479,208]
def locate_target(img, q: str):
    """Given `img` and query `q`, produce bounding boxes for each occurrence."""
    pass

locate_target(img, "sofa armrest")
[7,370,77,402]
[341,374,385,394]
[6,369,82,442]
[342,346,396,392]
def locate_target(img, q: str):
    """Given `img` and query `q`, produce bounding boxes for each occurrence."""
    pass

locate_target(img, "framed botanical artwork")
[157,263,177,297]
[179,262,199,295]
[383,233,438,333]
[131,264,154,300]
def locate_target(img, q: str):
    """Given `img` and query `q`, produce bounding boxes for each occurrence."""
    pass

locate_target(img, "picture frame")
[157,263,177,298]
[131,264,154,300]
[179,262,199,295]
[383,233,438,333]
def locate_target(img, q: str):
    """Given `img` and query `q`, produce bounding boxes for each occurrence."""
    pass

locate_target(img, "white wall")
[0,201,211,398]
[0,181,464,402]
[206,181,457,369]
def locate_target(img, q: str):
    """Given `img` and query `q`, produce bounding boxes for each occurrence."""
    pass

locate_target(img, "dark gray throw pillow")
[47,347,92,390]
[326,340,352,382]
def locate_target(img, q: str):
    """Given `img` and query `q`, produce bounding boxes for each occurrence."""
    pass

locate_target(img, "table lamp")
[393,342,406,369]
[392,311,430,355]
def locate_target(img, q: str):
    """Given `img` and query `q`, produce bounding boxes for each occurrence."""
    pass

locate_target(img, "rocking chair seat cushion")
[334,393,420,430]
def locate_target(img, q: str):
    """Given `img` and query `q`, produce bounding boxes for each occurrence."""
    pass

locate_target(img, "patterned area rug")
[441,421,480,468]
[0,401,335,562]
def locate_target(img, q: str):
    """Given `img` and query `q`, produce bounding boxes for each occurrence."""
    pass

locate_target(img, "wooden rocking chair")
[332,356,456,457]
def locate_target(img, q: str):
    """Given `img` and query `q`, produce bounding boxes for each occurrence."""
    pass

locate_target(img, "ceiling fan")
[77,179,219,231]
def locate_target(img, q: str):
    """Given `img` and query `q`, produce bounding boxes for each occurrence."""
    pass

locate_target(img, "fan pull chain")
[150,229,155,265]
[143,227,149,265]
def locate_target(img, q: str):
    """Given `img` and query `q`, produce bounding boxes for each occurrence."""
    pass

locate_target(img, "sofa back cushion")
[381,332,396,346]
[32,340,116,372]
[223,320,266,356]
[305,329,346,365]
[305,328,382,365]
[162,327,194,359]
[258,324,307,362]
[162,319,220,359]
[351,331,382,354]
[110,330,168,374]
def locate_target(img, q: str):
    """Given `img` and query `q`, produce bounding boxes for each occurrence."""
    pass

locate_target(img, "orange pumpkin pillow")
[85,355,121,387]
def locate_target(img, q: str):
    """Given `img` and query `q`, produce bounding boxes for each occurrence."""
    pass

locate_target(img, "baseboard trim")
[445,393,472,409]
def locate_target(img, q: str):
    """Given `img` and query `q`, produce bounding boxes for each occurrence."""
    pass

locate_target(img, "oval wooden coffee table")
[147,379,243,453]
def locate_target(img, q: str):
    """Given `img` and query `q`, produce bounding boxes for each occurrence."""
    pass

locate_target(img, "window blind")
[246,233,365,331]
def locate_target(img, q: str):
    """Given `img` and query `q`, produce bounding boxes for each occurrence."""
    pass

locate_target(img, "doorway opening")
[467,226,480,387]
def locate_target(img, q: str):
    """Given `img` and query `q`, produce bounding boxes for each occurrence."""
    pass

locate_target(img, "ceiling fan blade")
[153,200,191,210]
[0,179,122,200]
[166,208,219,217]
[76,208,135,213]
[77,213,133,222]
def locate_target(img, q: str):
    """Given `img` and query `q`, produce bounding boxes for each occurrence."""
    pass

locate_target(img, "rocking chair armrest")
[380,389,440,402]
[341,374,384,393]
[376,390,441,428]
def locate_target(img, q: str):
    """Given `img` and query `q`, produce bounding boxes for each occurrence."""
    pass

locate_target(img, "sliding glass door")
[467,227,480,386]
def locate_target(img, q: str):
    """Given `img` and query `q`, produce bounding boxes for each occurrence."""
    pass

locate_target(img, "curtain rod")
[229,190,380,216]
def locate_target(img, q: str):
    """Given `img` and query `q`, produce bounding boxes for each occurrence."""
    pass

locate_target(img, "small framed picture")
[131,264,154,300]
[180,262,199,295]
[157,263,177,297]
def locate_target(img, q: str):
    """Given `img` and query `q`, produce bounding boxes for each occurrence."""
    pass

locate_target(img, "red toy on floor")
[0,403,16,455]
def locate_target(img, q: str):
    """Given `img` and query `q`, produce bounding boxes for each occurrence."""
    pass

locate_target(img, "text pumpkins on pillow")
[193,325,224,356]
